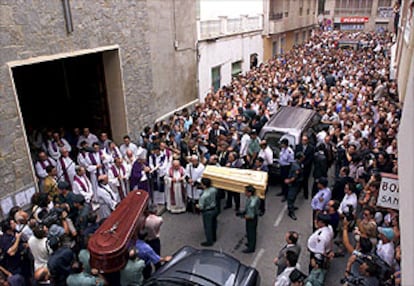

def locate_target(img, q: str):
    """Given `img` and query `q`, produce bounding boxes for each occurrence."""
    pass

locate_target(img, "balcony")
[333,7,372,16]
[268,12,317,35]
[199,15,263,40]
[270,12,283,20]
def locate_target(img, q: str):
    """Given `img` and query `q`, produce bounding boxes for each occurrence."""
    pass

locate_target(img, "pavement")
[157,183,348,285]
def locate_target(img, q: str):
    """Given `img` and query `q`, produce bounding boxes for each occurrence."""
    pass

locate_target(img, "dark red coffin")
[88,190,149,273]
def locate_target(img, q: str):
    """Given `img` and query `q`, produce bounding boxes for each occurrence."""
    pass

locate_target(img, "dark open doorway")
[12,52,111,137]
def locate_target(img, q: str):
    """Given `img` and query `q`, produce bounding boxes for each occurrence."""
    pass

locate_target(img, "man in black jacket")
[312,144,328,196]
[295,135,314,199]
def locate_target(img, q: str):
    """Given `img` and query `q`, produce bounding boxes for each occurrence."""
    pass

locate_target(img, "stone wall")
[0,0,197,209]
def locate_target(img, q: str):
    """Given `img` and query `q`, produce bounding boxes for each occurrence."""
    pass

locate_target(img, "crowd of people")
[0,29,402,285]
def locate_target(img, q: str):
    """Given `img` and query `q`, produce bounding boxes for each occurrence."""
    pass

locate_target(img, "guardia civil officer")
[197,178,218,247]
[238,185,260,253]
[285,152,305,220]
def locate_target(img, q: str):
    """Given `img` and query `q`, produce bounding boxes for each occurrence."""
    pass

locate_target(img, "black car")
[144,246,260,286]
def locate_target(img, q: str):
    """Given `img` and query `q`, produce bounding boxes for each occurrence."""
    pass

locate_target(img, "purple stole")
[59,157,71,188]
[52,141,58,152]
[89,152,104,176]
[74,175,91,195]
[111,165,126,199]
[112,148,121,159]
[40,159,53,169]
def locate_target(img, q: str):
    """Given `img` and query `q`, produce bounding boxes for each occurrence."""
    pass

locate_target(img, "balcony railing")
[334,7,372,15]
[270,12,283,20]
[199,15,263,40]
[377,7,394,18]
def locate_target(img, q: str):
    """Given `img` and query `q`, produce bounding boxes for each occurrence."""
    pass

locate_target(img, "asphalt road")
[157,183,348,285]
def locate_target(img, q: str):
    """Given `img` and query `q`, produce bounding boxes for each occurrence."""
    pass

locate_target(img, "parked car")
[144,246,260,286]
[259,106,322,180]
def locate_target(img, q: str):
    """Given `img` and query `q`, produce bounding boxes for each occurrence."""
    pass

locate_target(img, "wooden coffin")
[202,166,268,199]
[88,190,149,273]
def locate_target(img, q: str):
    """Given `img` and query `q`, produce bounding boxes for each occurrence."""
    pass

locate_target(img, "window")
[231,61,242,77]
[211,66,221,92]
[295,33,299,44]
[378,0,392,6]
[284,0,290,17]
[299,0,304,15]
[302,31,307,42]
[280,36,286,54]
[272,40,279,57]
[270,0,284,20]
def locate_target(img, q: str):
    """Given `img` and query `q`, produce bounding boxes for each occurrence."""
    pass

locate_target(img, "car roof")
[147,246,258,286]
[265,106,317,129]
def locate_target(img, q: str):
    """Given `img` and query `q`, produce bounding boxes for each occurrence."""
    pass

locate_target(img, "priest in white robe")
[72,166,94,204]
[185,155,205,201]
[96,175,119,220]
[56,147,76,187]
[164,160,187,213]
[108,157,130,200]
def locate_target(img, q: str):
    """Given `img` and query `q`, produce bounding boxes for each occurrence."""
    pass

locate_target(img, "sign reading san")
[377,173,399,210]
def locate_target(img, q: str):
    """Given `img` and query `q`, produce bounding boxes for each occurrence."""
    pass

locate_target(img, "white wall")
[398,51,414,286]
[198,32,263,100]
[200,0,263,20]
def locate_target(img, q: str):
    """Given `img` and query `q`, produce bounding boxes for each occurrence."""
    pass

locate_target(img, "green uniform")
[305,268,326,286]
[287,161,303,213]
[245,195,260,252]
[120,258,145,286]
[66,272,105,286]
[199,187,218,244]
[78,249,91,274]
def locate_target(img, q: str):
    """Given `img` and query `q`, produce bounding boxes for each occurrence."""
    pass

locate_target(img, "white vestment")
[56,156,76,186]
[185,163,205,200]
[72,174,94,204]
[108,162,130,201]
[164,167,187,213]
[96,183,118,220]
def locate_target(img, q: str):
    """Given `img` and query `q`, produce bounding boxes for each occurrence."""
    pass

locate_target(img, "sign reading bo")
[377,173,399,210]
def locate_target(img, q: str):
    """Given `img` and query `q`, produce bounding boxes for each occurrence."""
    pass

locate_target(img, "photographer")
[338,183,358,220]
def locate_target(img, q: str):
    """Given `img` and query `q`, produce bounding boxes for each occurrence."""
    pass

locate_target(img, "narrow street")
[159,183,348,285]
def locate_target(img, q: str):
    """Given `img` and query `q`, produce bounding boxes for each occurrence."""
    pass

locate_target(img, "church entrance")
[9,47,128,153]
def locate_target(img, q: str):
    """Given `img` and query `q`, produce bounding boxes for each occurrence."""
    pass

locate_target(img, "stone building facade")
[0,0,196,213]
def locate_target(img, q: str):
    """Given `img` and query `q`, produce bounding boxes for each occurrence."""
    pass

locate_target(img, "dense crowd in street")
[0,29,401,285]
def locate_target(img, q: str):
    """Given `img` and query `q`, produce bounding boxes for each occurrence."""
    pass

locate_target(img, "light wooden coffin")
[202,166,268,199]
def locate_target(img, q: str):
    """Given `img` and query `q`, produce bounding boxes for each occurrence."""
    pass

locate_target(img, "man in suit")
[295,135,315,199]
[208,121,222,155]
[273,231,301,275]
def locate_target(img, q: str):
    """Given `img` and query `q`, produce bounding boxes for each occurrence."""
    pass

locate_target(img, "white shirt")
[240,133,251,157]
[376,240,395,266]
[120,142,139,157]
[144,214,163,241]
[307,225,334,255]
[28,236,51,270]
[338,193,358,215]
[258,146,274,167]
[274,266,295,286]
[77,133,99,149]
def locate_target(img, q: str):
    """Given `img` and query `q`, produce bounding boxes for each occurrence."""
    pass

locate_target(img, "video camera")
[350,250,394,286]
